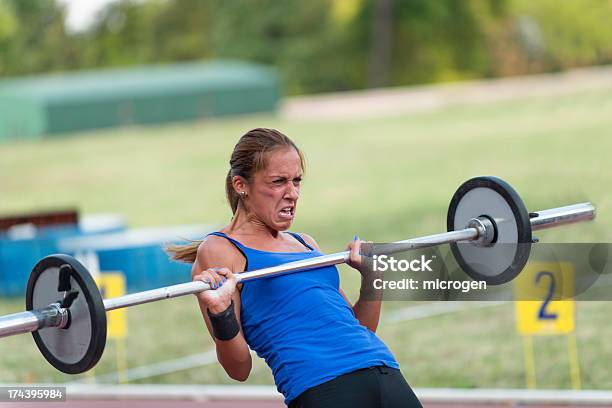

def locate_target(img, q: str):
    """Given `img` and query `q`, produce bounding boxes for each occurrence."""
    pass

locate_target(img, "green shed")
[0,60,280,141]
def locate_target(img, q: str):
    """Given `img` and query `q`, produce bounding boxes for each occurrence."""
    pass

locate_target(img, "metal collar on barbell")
[467,216,496,247]
[46,303,70,330]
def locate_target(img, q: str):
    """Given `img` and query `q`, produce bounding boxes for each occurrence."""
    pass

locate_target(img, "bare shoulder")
[194,234,245,273]
[296,232,321,251]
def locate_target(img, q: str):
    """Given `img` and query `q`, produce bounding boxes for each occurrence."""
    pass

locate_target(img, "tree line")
[1,0,611,95]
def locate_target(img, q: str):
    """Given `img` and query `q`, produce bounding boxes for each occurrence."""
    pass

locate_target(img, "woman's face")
[244,147,302,231]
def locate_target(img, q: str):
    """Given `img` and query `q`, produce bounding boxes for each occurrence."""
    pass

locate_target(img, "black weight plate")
[26,254,106,374]
[447,176,532,285]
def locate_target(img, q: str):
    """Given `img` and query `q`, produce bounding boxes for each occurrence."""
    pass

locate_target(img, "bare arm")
[192,237,252,381]
[300,233,382,333]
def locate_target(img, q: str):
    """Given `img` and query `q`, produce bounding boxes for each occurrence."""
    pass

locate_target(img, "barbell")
[0,176,596,375]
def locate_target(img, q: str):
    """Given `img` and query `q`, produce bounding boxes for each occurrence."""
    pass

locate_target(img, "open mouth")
[279,206,295,219]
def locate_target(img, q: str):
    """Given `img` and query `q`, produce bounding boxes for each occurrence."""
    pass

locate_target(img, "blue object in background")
[0,215,221,297]
[96,245,191,293]
[0,221,123,296]
[57,224,211,294]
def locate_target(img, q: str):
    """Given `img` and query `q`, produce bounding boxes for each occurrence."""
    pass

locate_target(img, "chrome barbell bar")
[0,202,595,339]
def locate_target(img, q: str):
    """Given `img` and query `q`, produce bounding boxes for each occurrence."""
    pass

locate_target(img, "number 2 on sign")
[536,271,557,320]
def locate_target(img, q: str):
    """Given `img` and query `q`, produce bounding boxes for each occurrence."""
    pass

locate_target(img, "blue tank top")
[209,232,399,404]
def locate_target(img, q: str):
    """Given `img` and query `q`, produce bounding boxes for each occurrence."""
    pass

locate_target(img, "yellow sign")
[95,273,127,339]
[513,262,575,336]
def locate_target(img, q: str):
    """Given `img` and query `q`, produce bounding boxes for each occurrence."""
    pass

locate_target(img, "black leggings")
[288,366,422,408]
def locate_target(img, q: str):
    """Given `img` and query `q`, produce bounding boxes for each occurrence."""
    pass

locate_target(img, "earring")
[240,191,246,197]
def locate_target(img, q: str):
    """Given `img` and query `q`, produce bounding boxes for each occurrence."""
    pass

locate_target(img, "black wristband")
[207,300,240,341]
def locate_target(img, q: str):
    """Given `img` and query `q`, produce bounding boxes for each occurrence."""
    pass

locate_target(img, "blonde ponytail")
[165,240,201,264]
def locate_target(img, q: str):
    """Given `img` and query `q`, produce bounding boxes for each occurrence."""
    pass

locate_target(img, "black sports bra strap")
[287,232,315,251]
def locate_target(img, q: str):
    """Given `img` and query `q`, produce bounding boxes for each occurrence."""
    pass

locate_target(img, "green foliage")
[512,0,612,67]
[0,0,612,93]
[0,1,17,75]
[67,0,352,94]
[207,0,354,94]
[0,0,77,75]
[349,0,508,85]
[0,1,17,42]
[79,0,211,67]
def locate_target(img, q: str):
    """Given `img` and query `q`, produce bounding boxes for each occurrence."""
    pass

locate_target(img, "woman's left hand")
[346,236,379,281]
[346,236,383,300]
[346,236,364,272]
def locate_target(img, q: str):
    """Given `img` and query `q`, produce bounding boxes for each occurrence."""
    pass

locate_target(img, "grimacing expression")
[243,148,302,231]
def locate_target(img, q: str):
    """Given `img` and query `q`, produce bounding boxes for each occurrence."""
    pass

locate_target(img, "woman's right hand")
[192,267,238,314]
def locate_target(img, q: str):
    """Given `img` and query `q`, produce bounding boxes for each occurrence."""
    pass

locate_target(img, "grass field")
[1,84,611,388]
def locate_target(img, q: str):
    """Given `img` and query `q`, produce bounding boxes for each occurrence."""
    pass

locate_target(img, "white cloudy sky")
[58,0,120,32]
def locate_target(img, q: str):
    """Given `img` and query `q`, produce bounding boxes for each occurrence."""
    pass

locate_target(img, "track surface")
[1,399,609,408]
[3,384,612,407]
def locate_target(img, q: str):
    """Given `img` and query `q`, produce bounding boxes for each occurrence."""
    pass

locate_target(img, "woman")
[168,128,422,407]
